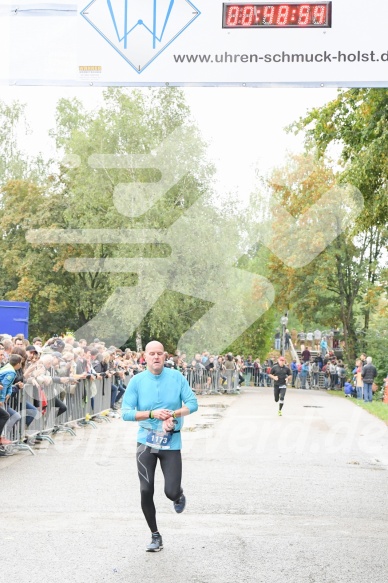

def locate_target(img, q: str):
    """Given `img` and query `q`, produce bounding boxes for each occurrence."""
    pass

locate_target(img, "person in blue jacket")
[344,379,354,397]
[122,340,198,553]
[0,354,23,444]
[290,359,298,387]
[300,361,310,389]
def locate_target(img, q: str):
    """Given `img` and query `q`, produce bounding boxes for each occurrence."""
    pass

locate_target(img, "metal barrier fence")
[1,377,113,457]
[295,371,327,390]
[182,367,238,394]
[185,367,337,392]
[182,367,272,393]
[3,364,342,458]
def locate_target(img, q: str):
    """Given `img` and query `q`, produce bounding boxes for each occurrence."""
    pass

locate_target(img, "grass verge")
[329,390,388,425]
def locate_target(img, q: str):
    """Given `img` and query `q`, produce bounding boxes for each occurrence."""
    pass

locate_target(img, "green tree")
[291,88,388,334]
[46,87,216,346]
[225,243,276,359]
[0,180,80,337]
[0,89,275,356]
[363,297,388,385]
[260,153,384,361]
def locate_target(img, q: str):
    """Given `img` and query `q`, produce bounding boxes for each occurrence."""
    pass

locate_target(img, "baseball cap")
[52,339,65,351]
[26,345,38,352]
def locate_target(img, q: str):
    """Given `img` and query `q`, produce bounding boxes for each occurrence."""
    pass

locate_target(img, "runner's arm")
[121,378,139,421]
[121,377,171,421]
[173,375,198,418]
[268,368,278,380]
[170,405,190,419]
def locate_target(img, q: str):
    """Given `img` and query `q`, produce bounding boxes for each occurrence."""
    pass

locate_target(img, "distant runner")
[269,356,291,416]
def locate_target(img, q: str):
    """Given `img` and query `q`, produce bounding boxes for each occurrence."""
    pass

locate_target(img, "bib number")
[146,430,172,450]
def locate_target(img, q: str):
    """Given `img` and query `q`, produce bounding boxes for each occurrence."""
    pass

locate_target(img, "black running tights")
[274,386,286,403]
[136,443,182,533]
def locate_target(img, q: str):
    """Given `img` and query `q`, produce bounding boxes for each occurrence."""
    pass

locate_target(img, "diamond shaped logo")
[81,0,201,74]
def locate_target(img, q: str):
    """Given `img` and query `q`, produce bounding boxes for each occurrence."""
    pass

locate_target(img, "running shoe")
[146,533,163,552]
[278,410,282,416]
[173,493,186,513]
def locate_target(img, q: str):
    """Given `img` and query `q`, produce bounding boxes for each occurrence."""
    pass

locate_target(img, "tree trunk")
[334,237,359,363]
[345,317,358,362]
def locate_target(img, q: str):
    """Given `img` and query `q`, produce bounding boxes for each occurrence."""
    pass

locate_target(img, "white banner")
[1,1,388,86]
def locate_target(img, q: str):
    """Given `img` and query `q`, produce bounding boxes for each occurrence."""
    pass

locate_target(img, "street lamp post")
[280,313,289,357]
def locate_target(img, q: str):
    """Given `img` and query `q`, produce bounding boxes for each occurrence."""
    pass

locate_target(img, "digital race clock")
[222,3,332,28]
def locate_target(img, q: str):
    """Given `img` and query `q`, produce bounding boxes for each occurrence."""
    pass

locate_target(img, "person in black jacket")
[361,357,377,403]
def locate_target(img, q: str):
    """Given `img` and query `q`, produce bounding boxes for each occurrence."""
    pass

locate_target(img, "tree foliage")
[2,87,387,361]
[0,89,270,356]
[292,89,388,343]
[261,152,386,361]
[363,297,388,384]
[0,179,80,336]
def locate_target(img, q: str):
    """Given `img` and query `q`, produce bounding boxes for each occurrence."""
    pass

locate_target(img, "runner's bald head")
[145,340,164,354]
[145,341,165,375]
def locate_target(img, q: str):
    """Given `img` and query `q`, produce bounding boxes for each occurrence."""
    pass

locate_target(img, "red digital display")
[222,3,332,28]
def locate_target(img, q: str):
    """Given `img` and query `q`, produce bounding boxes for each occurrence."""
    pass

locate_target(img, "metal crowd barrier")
[254,370,273,387]
[2,386,35,455]
[318,372,327,389]
[244,366,275,387]
[295,371,327,390]
[183,368,241,394]
[1,377,113,456]
[63,377,113,428]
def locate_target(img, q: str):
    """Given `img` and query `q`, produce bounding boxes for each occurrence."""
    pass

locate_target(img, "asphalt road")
[2,386,388,583]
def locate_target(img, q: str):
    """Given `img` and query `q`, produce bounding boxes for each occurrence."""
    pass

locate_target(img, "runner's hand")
[152,409,173,420]
[162,418,175,432]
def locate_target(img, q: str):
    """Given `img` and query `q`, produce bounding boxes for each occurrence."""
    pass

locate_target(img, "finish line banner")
[1,1,388,86]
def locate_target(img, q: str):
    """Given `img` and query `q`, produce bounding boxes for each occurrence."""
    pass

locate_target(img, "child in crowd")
[344,379,353,398]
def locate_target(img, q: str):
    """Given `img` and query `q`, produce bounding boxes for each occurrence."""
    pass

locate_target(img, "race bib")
[146,430,172,450]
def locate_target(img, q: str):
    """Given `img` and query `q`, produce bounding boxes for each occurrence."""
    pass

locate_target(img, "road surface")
[2,386,388,583]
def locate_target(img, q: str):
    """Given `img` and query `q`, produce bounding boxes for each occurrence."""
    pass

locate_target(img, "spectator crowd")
[274,326,380,399]
[0,333,146,448]
[0,329,382,450]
